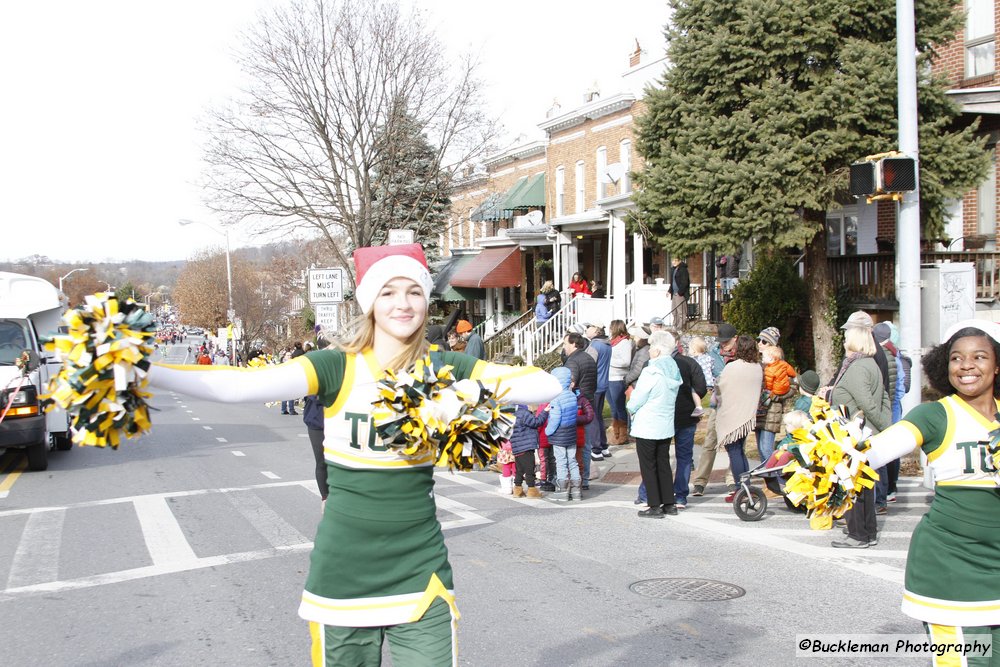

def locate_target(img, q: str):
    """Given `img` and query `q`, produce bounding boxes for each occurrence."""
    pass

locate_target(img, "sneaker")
[590,451,604,461]
[634,498,645,505]
[663,505,678,516]
[868,537,879,547]
[601,449,612,458]
[691,485,705,497]
[638,507,665,518]
[887,492,897,503]
[675,501,687,510]
[581,483,590,490]
[539,481,556,492]
[831,536,869,549]
[875,505,888,516]
[724,492,736,503]
[289,411,298,415]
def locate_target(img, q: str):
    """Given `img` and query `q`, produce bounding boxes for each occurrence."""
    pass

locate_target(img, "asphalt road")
[0,344,930,666]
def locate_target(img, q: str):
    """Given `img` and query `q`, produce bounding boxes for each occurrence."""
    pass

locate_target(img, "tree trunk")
[803,211,837,381]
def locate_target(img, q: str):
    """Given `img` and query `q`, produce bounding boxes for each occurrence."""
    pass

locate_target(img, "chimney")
[629,39,642,68]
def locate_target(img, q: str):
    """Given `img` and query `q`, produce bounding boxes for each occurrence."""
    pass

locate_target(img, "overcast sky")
[1,0,668,264]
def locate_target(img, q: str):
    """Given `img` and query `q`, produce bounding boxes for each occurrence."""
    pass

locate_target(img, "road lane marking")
[261,471,280,480]
[133,496,197,566]
[435,495,492,530]
[191,417,200,421]
[232,451,245,457]
[0,456,27,498]
[0,543,314,602]
[203,426,213,430]
[216,437,228,443]
[7,508,66,588]
[186,410,193,413]
[226,490,307,547]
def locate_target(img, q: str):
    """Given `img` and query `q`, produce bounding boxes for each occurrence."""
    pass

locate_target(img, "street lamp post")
[178,219,235,364]
[58,267,89,293]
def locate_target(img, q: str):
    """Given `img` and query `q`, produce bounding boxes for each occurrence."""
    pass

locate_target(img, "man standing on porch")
[669,257,690,331]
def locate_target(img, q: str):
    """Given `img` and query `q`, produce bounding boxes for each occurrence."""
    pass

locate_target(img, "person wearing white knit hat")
[147,242,561,665]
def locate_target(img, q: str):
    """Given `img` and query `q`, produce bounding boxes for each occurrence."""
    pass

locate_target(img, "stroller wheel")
[733,486,768,521]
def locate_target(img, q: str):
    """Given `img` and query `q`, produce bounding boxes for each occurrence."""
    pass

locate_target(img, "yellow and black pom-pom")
[371,353,514,471]
[782,404,879,518]
[42,293,157,449]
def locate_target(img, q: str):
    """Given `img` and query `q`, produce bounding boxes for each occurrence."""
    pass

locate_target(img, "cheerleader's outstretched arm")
[472,362,561,405]
[148,358,317,404]
[865,420,921,469]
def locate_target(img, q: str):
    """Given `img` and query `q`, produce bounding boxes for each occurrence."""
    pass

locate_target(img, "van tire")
[53,433,73,451]
[26,441,48,471]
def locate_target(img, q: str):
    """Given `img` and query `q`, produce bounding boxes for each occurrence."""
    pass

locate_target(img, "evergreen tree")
[369,98,451,266]
[634,0,988,375]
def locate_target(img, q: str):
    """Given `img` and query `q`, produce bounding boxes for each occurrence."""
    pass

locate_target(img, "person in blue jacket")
[509,404,546,498]
[627,331,683,518]
[535,281,556,324]
[545,366,580,501]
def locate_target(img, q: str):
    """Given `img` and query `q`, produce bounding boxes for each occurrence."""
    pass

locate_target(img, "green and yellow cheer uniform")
[868,395,1000,628]
[150,348,559,665]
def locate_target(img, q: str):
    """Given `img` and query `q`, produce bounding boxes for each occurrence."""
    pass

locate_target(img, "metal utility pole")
[896,0,922,414]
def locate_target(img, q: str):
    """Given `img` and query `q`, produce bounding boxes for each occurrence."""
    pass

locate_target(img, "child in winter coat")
[510,404,546,498]
[755,329,797,468]
[545,367,581,501]
[574,393,595,491]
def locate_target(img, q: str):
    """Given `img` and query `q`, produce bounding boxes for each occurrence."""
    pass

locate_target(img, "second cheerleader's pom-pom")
[782,404,879,518]
[371,353,514,471]
[42,293,157,449]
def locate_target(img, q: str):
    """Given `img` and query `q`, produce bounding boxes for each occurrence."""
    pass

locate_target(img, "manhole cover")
[629,578,745,601]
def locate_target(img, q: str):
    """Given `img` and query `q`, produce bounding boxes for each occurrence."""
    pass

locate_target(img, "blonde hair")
[338,309,429,372]
[540,280,554,293]
[782,410,811,433]
[762,345,784,363]
[688,336,707,356]
[843,326,877,356]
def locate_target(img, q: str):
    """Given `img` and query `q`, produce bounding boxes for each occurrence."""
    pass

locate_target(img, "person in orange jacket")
[755,326,796,473]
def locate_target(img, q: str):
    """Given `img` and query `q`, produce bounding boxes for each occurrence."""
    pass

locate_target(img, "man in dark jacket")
[635,335,706,509]
[669,257,690,331]
[562,332,599,481]
[584,323,612,460]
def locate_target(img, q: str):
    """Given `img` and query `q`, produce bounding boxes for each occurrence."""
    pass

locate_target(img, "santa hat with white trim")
[352,243,434,314]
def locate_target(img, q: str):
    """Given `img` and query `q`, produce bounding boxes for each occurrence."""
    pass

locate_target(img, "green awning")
[501,173,545,215]
[497,176,529,214]
[470,192,504,222]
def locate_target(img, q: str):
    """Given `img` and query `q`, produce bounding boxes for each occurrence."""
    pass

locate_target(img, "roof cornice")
[538,92,637,134]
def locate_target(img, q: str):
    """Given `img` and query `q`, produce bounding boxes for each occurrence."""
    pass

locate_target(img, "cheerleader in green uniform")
[865,319,1000,667]
[148,244,560,666]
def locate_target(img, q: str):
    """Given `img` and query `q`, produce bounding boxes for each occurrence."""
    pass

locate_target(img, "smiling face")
[948,335,999,401]
[371,277,426,343]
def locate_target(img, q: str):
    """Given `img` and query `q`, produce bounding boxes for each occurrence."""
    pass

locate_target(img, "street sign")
[308,268,345,304]
[314,303,339,332]
[387,229,415,245]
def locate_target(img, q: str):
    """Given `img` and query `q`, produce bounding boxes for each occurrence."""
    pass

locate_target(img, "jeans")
[755,429,776,463]
[607,381,628,421]
[281,399,297,414]
[725,437,749,484]
[553,445,580,485]
[875,465,889,507]
[592,391,608,449]
[672,424,696,504]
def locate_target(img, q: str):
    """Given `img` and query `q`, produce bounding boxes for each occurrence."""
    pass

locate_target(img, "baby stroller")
[732,449,804,521]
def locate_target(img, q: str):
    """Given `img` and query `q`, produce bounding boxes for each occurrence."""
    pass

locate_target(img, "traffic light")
[881,156,917,192]
[849,154,917,198]
[849,162,878,196]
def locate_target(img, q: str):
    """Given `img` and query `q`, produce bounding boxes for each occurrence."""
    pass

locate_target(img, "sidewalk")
[595,440,733,486]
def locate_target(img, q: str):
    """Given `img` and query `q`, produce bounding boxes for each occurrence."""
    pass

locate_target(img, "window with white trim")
[575,161,585,213]
[555,166,565,217]
[966,0,996,78]
[619,139,632,193]
[596,146,608,200]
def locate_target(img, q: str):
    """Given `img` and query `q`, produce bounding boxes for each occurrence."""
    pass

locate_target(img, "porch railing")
[828,251,1000,306]
[483,309,533,361]
[513,290,581,365]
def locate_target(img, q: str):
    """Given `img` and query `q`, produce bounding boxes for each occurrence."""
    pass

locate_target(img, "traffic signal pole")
[896,0,922,413]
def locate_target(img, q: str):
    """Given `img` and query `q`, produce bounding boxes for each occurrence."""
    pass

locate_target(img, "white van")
[0,272,72,470]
